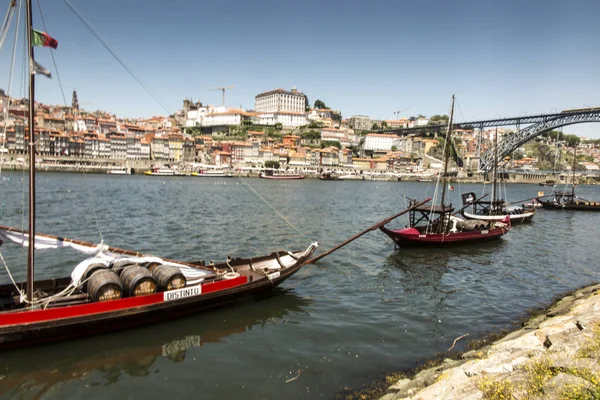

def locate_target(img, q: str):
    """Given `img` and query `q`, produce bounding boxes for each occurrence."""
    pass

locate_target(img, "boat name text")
[163,286,201,302]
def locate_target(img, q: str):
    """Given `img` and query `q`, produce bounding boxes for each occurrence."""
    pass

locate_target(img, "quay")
[1,158,598,185]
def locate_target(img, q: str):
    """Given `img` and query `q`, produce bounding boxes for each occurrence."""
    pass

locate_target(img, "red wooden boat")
[0,227,317,350]
[379,204,510,247]
[0,3,318,350]
[379,96,511,247]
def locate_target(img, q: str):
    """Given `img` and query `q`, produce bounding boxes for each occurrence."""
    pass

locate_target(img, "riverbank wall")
[376,283,600,400]
[1,160,598,184]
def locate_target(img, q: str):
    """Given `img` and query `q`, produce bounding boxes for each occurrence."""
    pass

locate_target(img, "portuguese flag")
[32,29,58,49]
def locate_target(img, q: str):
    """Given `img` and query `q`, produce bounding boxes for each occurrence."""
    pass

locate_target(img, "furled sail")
[0,227,102,254]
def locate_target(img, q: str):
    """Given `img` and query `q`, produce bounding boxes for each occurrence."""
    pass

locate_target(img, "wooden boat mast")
[440,95,455,211]
[571,146,577,197]
[26,0,36,304]
[492,126,498,204]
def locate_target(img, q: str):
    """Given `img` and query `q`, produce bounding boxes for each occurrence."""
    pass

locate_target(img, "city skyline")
[1,0,599,137]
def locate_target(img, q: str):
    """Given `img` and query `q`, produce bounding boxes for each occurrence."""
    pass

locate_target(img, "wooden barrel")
[121,266,157,297]
[82,263,108,289]
[112,259,138,274]
[152,265,186,291]
[87,270,123,302]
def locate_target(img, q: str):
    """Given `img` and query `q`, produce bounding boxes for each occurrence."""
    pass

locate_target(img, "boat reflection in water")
[383,240,507,292]
[0,289,310,398]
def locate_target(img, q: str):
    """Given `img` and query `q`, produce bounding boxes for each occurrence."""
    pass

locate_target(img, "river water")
[0,173,598,399]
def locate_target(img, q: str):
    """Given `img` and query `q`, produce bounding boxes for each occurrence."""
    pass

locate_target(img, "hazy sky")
[1,0,599,137]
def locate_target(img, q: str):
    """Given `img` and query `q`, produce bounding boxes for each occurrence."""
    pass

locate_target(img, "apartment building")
[254,87,306,113]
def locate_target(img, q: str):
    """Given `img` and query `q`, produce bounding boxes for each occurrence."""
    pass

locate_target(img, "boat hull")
[0,246,317,350]
[462,210,534,223]
[537,198,600,211]
[192,172,234,178]
[259,175,305,180]
[379,225,507,247]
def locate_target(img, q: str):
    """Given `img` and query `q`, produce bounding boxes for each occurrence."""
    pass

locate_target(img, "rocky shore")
[377,283,600,400]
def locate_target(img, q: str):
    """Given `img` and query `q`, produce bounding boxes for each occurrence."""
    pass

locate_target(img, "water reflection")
[384,240,506,289]
[0,289,310,398]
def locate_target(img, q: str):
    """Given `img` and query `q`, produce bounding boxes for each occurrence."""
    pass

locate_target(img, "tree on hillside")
[332,111,342,123]
[371,122,380,130]
[381,121,388,128]
[428,115,449,125]
[564,134,580,148]
[304,95,311,112]
[321,140,341,149]
[314,99,329,109]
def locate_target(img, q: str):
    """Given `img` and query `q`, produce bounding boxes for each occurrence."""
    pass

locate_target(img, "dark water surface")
[0,173,598,399]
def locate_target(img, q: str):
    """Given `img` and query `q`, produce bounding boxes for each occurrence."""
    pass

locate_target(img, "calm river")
[0,173,598,399]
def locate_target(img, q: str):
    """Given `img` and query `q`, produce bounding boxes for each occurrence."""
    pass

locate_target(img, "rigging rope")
[0,0,16,52]
[35,0,67,106]
[81,169,105,244]
[236,176,306,238]
[63,0,174,115]
[1,0,22,174]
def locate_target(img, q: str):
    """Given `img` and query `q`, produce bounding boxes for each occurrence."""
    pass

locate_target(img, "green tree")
[331,111,342,123]
[314,99,328,109]
[185,126,201,136]
[391,145,397,151]
[304,95,311,111]
[264,160,280,169]
[564,134,581,148]
[274,122,283,131]
[371,123,380,130]
[321,140,341,149]
[381,121,388,128]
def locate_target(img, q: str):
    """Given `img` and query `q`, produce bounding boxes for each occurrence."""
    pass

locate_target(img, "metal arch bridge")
[379,108,600,172]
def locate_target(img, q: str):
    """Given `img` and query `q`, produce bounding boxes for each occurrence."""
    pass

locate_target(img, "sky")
[1,0,599,137]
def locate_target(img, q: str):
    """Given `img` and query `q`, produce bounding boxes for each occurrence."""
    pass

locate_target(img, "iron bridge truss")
[379,109,600,172]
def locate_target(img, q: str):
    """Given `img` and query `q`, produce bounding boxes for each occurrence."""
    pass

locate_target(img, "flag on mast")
[31,29,58,49]
[30,60,52,78]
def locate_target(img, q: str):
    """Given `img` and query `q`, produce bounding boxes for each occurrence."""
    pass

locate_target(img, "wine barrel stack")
[82,260,187,302]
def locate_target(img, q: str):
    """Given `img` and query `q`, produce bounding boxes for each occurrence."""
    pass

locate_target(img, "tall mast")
[26,0,36,304]
[492,127,498,205]
[440,95,454,210]
[572,146,576,197]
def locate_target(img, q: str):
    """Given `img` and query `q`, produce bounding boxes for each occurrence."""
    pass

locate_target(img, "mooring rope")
[236,176,306,238]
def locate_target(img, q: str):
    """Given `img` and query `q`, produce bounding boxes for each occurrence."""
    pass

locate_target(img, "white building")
[253,111,308,128]
[202,108,250,127]
[364,133,402,152]
[254,87,306,113]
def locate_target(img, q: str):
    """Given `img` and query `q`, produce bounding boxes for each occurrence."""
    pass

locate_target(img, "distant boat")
[539,180,556,187]
[107,167,131,175]
[191,169,234,178]
[416,177,433,182]
[319,171,340,181]
[461,127,534,224]
[259,170,305,180]
[537,148,600,211]
[144,167,183,176]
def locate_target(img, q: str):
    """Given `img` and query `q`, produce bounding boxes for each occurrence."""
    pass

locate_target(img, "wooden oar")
[306,198,432,265]
[506,194,553,206]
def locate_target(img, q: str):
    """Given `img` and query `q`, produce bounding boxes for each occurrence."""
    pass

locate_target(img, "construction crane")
[393,107,411,120]
[206,85,235,106]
